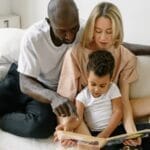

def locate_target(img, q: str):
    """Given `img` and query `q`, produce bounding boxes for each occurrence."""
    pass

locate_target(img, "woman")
[57,2,150,148]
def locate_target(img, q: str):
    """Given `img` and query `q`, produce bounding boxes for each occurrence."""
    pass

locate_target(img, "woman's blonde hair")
[81,2,123,48]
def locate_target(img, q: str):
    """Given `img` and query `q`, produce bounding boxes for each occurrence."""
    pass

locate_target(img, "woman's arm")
[57,47,80,101]
[119,81,137,133]
[119,81,141,146]
[97,97,123,138]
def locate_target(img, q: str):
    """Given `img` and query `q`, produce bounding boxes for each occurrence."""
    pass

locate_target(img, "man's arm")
[19,73,77,117]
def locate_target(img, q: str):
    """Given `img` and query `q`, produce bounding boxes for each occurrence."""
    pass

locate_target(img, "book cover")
[57,129,150,148]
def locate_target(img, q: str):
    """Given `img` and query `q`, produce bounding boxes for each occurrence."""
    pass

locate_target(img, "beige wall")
[11,0,49,28]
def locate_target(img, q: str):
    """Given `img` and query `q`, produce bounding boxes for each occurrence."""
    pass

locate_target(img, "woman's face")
[93,17,113,49]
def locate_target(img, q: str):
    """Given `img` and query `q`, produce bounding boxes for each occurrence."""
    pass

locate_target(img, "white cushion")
[0,28,25,80]
[130,56,150,98]
[0,28,25,64]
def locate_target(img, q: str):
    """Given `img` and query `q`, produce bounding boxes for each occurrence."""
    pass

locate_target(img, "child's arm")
[76,100,85,122]
[97,97,123,138]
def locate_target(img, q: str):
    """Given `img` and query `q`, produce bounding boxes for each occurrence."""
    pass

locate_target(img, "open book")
[57,129,150,148]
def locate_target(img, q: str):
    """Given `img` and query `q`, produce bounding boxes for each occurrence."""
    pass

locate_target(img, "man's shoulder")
[24,19,49,39]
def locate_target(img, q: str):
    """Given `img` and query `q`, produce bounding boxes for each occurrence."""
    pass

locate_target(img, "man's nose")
[65,31,74,40]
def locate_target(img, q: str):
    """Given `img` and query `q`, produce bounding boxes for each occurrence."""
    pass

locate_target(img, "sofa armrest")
[123,42,150,55]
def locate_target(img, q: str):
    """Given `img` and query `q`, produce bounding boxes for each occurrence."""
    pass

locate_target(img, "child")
[75,50,123,138]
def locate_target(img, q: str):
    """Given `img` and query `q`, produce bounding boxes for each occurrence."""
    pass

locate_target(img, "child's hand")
[54,123,77,148]
[62,116,80,131]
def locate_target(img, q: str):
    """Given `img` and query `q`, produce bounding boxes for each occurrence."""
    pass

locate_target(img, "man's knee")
[0,112,57,138]
[27,114,57,138]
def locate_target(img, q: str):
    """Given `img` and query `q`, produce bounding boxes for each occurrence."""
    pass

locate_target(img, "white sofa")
[0,28,150,150]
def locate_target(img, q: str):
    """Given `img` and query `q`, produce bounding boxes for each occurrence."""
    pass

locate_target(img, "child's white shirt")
[76,82,121,131]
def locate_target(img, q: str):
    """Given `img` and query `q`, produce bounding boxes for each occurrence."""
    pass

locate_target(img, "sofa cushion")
[0,28,25,80]
[0,28,25,64]
[130,56,150,98]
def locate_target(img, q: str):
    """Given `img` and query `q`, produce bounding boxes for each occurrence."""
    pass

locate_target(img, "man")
[0,0,81,138]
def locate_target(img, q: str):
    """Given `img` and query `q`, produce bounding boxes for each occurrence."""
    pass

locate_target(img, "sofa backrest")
[129,56,150,98]
[123,42,150,98]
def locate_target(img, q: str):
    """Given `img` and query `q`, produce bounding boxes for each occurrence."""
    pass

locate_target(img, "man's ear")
[45,18,50,25]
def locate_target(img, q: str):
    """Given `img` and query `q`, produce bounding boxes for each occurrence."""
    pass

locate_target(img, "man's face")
[51,18,79,44]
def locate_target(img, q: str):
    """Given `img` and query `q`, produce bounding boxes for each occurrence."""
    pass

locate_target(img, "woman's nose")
[100,32,107,40]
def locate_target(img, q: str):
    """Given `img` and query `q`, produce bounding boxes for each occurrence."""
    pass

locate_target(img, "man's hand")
[51,94,77,117]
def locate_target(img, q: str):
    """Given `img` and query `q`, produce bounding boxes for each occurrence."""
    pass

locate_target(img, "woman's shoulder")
[67,43,88,59]
[119,45,137,61]
[118,45,137,69]
[120,45,136,57]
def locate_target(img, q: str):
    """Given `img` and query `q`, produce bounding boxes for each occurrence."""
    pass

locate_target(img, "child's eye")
[100,85,106,88]
[91,83,96,86]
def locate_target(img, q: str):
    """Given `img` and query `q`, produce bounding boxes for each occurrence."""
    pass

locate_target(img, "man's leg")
[0,63,21,115]
[0,63,57,138]
[0,99,57,138]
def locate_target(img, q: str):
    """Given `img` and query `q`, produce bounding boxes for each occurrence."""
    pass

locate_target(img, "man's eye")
[58,30,66,33]
[71,26,79,32]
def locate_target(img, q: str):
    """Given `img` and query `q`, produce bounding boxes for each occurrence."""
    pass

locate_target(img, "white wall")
[0,0,11,15]
[75,0,150,45]
[11,0,49,28]
[3,0,150,45]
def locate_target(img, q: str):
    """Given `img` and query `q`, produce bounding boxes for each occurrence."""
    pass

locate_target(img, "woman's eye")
[106,30,112,34]
[95,29,102,33]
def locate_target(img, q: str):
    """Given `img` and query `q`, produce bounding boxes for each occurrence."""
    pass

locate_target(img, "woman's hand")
[123,137,141,147]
